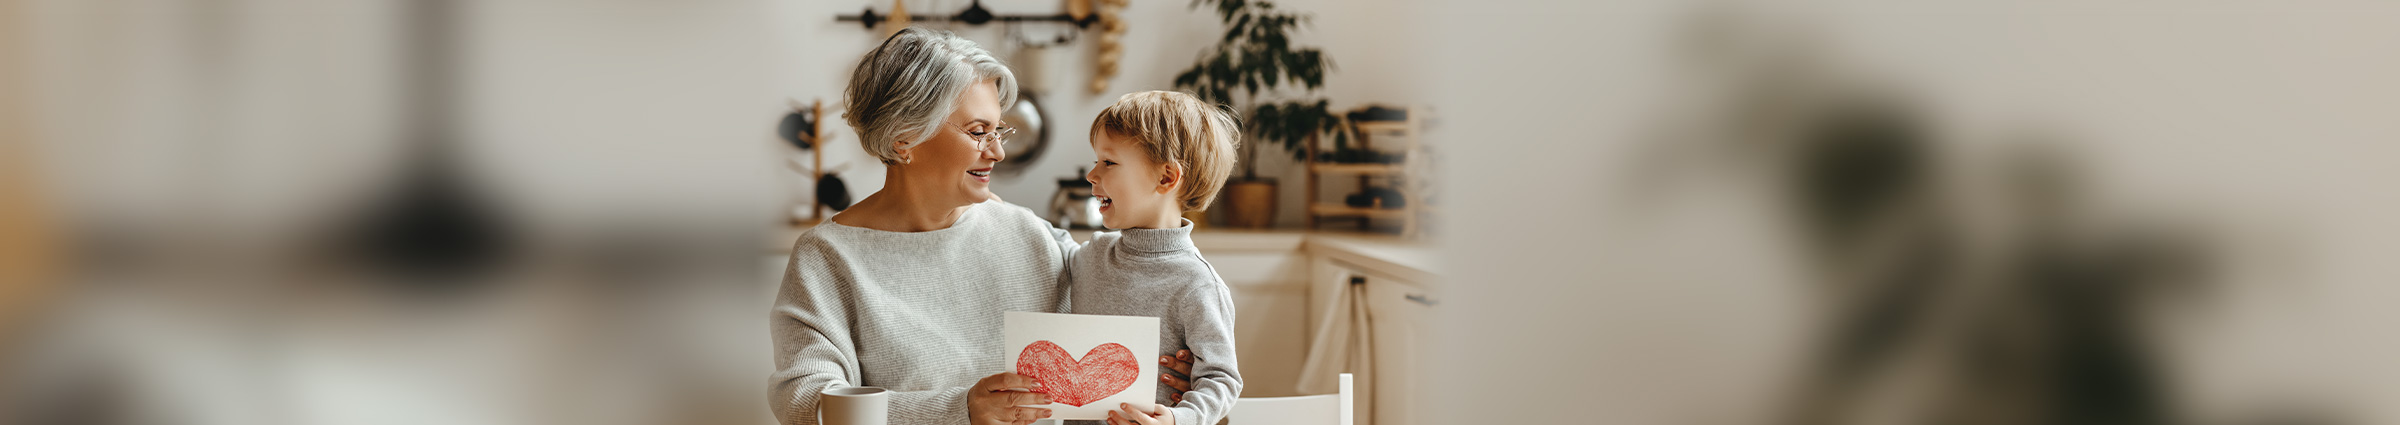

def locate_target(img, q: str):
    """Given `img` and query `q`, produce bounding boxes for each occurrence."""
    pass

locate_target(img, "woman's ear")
[1156,161,1185,194]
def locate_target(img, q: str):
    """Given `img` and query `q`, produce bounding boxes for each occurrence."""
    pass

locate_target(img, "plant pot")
[1222,179,1278,229]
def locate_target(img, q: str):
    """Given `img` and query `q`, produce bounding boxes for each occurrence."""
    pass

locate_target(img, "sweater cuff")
[885,386,972,425]
[1172,405,1202,425]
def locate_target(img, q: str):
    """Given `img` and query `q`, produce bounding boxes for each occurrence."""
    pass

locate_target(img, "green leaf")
[1225,15,1250,43]
[1173,67,1200,88]
[1182,0,1341,170]
[1217,0,1245,22]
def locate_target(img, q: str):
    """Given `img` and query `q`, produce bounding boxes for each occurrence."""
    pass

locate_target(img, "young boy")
[1071,91,1243,425]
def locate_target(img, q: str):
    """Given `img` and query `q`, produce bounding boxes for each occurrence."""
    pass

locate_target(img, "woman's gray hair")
[843,27,1018,165]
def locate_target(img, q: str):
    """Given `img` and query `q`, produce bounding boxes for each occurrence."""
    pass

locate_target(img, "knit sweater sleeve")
[768,233,973,425]
[1169,274,1244,425]
[1026,201,1083,312]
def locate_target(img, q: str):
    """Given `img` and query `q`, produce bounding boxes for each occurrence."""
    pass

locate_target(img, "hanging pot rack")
[836,0,1098,31]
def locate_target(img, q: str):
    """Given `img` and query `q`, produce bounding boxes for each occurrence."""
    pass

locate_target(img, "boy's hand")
[1105,402,1173,425]
[1159,349,1194,404]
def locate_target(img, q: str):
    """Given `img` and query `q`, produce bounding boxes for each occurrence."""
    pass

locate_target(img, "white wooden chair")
[1222,373,1352,425]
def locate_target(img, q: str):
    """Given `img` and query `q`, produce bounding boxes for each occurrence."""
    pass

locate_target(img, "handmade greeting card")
[1002,311,1160,420]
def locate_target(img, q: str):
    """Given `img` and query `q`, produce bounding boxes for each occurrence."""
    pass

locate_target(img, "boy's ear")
[1157,161,1184,194]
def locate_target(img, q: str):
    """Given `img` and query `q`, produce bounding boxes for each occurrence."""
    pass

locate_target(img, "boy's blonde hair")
[1094,91,1241,212]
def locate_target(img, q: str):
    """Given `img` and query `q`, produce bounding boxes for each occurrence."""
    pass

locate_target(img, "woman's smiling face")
[897,80,1007,206]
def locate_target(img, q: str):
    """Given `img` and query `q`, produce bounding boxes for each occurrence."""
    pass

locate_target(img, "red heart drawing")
[1014,340,1141,407]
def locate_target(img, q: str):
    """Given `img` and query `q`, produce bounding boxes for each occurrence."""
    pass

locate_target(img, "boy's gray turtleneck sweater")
[1068,219,1242,425]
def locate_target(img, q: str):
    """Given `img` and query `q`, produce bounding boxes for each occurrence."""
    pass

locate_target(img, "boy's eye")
[1102,160,1117,166]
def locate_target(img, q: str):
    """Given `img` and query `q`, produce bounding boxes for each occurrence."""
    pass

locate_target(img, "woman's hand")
[1106,402,1173,425]
[968,373,1053,425]
[1158,349,1196,404]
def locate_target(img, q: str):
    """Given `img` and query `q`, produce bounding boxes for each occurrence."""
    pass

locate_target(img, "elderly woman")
[770,28,1191,425]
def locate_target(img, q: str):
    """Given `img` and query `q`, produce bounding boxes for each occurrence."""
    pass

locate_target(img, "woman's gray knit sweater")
[770,201,1077,425]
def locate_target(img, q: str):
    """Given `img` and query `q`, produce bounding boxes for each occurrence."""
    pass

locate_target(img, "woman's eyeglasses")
[952,121,1015,152]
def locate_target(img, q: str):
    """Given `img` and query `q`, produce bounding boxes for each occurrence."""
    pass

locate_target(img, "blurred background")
[1427,2,2400,425]
[4,1,2398,425]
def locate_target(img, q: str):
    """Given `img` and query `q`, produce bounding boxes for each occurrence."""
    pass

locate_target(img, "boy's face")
[1087,127,1183,230]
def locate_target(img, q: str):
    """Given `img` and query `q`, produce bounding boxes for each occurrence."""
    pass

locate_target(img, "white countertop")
[767,223,1439,281]
[1304,233,1442,284]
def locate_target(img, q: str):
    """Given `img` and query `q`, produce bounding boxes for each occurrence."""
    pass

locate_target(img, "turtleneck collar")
[1115,218,1196,254]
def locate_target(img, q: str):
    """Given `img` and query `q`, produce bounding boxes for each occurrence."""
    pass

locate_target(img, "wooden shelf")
[1306,106,1432,237]
[1310,163,1404,174]
[1309,203,1412,219]
[1353,121,1411,133]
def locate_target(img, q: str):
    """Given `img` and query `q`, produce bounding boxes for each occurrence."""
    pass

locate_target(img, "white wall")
[18,1,787,425]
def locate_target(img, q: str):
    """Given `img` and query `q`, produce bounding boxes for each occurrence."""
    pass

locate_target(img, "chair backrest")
[1222,373,1352,425]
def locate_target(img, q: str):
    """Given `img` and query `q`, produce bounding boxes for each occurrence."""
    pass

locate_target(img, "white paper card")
[1002,311,1160,420]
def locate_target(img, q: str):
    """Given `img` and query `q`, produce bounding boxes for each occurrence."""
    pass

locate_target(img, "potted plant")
[1174,0,1345,228]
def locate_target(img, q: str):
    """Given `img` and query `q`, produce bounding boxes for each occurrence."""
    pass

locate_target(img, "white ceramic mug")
[819,386,890,425]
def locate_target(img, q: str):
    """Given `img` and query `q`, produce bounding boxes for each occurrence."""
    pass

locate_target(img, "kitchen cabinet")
[1364,273,1433,425]
[1305,235,1438,425]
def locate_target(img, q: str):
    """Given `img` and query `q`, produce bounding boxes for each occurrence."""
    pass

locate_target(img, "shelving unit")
[1304,107,1431,237]
[791,99,830,227]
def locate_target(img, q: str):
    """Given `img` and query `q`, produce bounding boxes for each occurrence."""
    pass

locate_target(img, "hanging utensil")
[996,87,1049,175]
